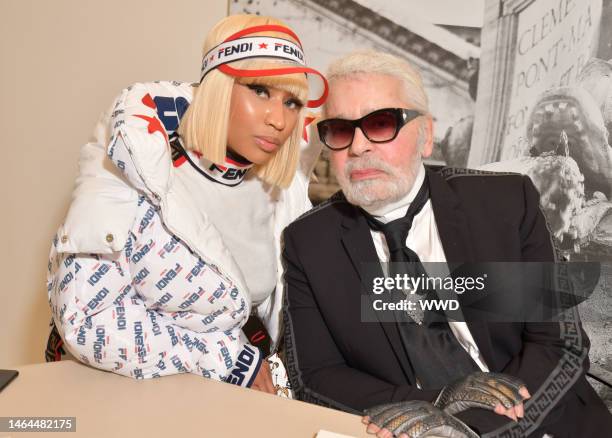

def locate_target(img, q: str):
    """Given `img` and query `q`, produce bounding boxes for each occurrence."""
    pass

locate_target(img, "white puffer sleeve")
[48,226,262,385]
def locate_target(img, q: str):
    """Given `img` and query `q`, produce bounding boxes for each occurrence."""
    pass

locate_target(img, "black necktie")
[363,178,429,265]
[362,179,430,324]
[362,177,478,389]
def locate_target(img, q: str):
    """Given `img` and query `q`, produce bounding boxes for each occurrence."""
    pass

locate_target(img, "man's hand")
[362,400,478,438]
[434,372,530,421]
[250,360,275,394]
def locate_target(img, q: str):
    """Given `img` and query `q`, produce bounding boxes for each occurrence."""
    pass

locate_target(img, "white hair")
[325,50,430,115]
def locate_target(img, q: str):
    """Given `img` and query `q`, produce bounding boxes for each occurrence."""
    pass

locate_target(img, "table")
[0,361,369,437]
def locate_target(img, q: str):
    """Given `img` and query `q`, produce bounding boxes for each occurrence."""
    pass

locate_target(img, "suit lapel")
[427,169,497,369]
[427,169,475,266]
[340,206,415,382]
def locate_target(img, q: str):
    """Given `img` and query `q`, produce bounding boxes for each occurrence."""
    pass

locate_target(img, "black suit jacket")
[282,168,612,437]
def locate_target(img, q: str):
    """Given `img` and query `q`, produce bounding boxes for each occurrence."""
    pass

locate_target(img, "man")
[281,51,612,437]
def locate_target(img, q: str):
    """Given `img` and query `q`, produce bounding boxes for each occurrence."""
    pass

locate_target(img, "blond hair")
[178,15,309,188]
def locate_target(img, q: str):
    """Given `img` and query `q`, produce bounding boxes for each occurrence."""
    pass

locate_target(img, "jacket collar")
[426,168,476,264]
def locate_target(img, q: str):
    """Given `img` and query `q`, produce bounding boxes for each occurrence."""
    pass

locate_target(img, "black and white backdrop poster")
[230,0,612,405]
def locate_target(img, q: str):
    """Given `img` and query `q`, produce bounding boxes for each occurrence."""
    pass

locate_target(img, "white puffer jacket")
[47,81,320,384]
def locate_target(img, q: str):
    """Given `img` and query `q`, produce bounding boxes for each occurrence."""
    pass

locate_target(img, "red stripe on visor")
[200,24,328,108]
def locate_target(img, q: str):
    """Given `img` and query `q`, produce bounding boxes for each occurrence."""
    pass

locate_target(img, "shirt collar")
[171,135,254,187]
[189,151,253,186]
[362,164,426,224]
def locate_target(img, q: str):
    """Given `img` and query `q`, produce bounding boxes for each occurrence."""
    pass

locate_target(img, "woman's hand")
[251,360,275,394]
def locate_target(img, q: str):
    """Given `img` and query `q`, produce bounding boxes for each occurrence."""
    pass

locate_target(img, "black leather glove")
[434,371,526,415]
[364,400,478,438]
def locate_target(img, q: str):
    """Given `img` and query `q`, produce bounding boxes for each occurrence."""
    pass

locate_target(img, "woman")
[46,14,327,394]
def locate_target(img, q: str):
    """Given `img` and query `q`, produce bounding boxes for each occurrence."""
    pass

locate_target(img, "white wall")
[0,0,227,367]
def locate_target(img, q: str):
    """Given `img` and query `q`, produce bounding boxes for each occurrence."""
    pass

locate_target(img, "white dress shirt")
[363,165,489,372]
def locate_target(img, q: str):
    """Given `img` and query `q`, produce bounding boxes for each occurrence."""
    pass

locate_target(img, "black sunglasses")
[317,108,423,150]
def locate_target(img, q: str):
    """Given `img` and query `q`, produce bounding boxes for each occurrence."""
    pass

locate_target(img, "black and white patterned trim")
[291,190,348,224]
[438,167,521,180]
[484,306,586,438]
[281,284,361,414]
